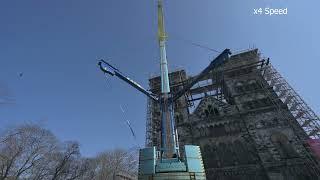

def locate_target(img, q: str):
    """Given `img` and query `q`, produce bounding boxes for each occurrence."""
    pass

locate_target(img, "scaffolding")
[145,70,190,148]
[255,60,320,176]
[262,63,320,139]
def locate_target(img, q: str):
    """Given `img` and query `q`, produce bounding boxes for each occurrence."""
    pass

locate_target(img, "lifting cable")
[170,34,221,53]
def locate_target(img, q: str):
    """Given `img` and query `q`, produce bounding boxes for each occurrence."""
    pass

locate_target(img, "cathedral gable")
[193,96,231,119]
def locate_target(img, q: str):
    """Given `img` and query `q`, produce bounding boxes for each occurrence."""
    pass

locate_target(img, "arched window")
[208,126,214,136]
[215,124,226,137]
[217,143,229,167]
[204,110,209,117]
[203,144,211,157]
[271,132,299,159]
[214,108,219,116]
[175,114,181,124]
[204,105,220,117]
[235,81,244,93]
[247,80,256,90]
[235,81,243,86]
[207,105,214,115]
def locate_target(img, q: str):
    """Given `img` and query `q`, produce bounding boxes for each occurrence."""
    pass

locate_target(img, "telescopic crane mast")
[157,0,179,159]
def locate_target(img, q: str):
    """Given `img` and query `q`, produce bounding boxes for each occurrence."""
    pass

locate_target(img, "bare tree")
[49,142,83,180]
[0,125,96,180]
[0,124,138,180]
[0,124,57,180]
[29,142,94,180]
[94,148,138,180]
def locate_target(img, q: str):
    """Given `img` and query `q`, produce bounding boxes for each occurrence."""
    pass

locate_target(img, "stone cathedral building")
[145,49,320,180]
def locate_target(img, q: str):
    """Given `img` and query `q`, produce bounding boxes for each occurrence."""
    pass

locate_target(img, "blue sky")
[0,0,319,157]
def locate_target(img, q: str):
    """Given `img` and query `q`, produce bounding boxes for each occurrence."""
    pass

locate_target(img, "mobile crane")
[98,1,231,179]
